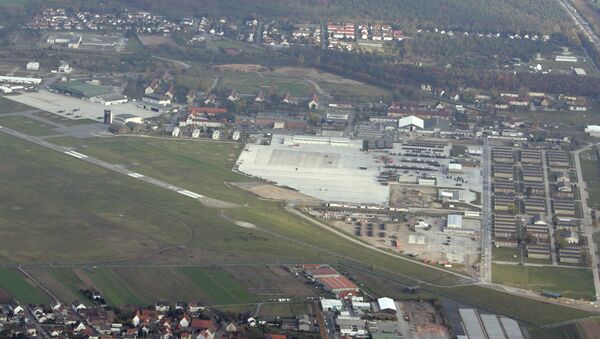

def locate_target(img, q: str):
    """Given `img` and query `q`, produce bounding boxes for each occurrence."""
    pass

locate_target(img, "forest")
[0,0,573,34]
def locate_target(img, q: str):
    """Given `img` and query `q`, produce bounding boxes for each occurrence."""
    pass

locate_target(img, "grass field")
[0,96,36,114]
[492,246,520,262]
[180,267,255,304]
[318,81,392,101]
[33,111,100,126]
[492,263,596,300]
[0,133,597,324]
[0,116,58,136]
[86,268,145,305]
[580,148,600,210]
[0,268,49,304]
[217,70,314,97]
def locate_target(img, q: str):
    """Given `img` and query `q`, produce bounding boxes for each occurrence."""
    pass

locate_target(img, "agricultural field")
[0,268,49,304]
[225,265,318,299]
[580,148,600,210]
[26,268,91,306]
[318,81,392,101]
[258,302,313,317]
[530,318,600,339]
[86,268,145,305]
[180,267,255,305]
[492,263,596,300]
[0,116,58,136]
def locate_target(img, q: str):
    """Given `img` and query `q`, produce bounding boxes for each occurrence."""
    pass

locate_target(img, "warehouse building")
[458,308,525,339]
[50,80,113,98]
[0,75,42,85]
[447,214,463,229]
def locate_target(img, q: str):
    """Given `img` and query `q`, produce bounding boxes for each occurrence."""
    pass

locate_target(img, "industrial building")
[91,93,128,106]
[458,308,524,339]
[0,75,42,85]
[447,214,463,229]
[286,135,351,147]
[50,80,113,98]
[397,115,424,131]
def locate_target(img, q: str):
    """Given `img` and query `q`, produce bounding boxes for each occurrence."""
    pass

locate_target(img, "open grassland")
[53,137,248,204]
[0,268,49,304]
[0,134,597,324]
[492,263,596,300]
[318,81,392,101]
[180,267,255,304]
[33,111,100,126]
[580,148,600,210]
[0,116,58,136]
[0,96,36,114]
[217,70,314,97]
[86,268,145,305]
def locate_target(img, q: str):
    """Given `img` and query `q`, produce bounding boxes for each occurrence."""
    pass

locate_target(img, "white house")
[320,299,343,311]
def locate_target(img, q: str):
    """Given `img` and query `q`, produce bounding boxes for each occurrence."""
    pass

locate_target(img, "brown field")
[0,287,12,303]
[73,268,97,289]
[231,182,320,203]
[580,319,600,339]
[224,265,318,298]
[138,34,176,47]
[27,269,87,305]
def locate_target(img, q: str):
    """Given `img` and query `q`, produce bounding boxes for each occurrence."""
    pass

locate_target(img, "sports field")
[492,263,596,300]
